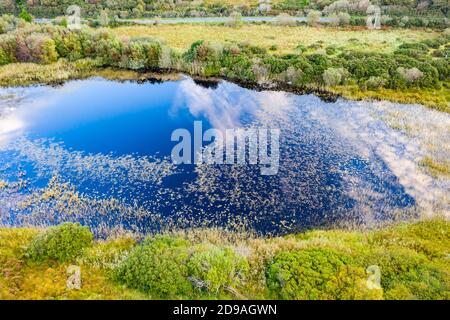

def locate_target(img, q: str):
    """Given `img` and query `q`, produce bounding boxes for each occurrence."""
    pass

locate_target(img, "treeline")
[0,0,448,22]
[1,18,448,92]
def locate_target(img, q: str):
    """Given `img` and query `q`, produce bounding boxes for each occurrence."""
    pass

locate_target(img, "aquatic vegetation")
[0,78,448,237]
[419,157,450,179]
[25,222,93,263]
[0,60,81,87]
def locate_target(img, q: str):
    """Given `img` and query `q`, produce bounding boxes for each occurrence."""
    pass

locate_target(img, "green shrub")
[0,34,17,64]
[365,76,387,90]
[112,235,192,298]
[184,40,206,62]
[362,248,449,300]
[266,248,382,300]
[18,8,32,23]
[0,47,10,65]
[322,67,347,86]
[342,52,394,82]
[188,245,249,296]
[59,17,68,28]
[184,40,222,64]
[431,59,450,81]
[25,34,58,64]
[120,41,146,70]
[52,29,84,61]
[0,14,20,34]
[221,53,256,81]
[337,12,350,26]
[143,41,162,70]
[93,36,123,66]
[26,223,93,263]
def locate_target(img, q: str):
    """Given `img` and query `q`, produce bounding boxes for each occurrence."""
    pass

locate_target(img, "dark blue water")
[0,77,417,236]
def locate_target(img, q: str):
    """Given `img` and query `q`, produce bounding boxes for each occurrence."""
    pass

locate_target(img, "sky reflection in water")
[0,77,448,236]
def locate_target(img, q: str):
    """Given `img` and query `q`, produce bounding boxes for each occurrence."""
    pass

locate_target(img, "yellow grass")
[112,24,440,54]
[419,157,450,178]
[331,85,450,113]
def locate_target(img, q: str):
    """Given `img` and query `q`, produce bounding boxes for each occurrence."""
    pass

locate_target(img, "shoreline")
[1,61,448,113]
[0,218,448,299]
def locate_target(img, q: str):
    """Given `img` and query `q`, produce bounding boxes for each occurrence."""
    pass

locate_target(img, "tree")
[18,7,32,23]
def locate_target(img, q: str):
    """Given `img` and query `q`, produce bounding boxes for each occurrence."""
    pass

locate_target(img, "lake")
[0,76,448,237]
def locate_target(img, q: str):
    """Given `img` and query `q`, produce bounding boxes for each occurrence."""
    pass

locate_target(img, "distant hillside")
[0,0,448,19]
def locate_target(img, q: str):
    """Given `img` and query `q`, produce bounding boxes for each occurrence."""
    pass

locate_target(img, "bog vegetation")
[0,15,449,111]
[0,219,449,299]
[0,0,448,28]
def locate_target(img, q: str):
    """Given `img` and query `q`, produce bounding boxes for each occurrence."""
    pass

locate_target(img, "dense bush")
[188,245,249,295]
[112,237,250,298]
[22,34,58,64]
[323,67,347,86]
[184,40,222,64]
[1,219,448,299]
[18,8,32,23]
[0,14,22,34]
[266,247,382,300]
[112,236,193,298]
[26,222,93,263]
[361,248,449,300]
[0,34,17,64]
[364,76,387,90]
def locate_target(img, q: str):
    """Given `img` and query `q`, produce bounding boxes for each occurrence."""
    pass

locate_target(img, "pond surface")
[0,77,448,237]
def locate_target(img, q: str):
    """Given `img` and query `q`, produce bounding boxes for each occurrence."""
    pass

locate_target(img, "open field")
[112,24,441,54]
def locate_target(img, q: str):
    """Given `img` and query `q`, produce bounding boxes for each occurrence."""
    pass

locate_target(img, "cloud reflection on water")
[0,77,448,236]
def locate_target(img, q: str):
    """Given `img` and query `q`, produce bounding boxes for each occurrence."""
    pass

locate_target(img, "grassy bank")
[1,59,448,113]
[330,85,450,113]
[0,219,449,300]
[0,60,182,87]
